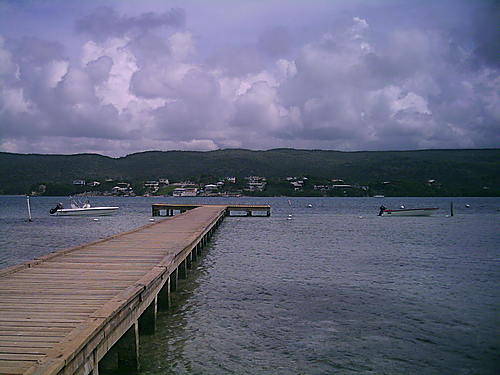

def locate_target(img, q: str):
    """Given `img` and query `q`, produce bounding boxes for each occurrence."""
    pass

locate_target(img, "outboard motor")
[50,202,63,214]
[378,205,386,216]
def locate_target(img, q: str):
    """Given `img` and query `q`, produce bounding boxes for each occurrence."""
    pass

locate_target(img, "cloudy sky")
[0,0,498,156]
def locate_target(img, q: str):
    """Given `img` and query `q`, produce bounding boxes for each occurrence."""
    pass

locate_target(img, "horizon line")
[1,147,499,159]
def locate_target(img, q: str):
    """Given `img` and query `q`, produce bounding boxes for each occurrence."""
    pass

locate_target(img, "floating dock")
[0,204,269,375]
[151,203,271,217]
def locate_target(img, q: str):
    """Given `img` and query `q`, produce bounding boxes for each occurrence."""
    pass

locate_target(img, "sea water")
[0,196,498,374]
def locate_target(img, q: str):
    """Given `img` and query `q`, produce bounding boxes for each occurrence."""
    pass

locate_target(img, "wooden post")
[191,248,197,262]
[450,201,454,217]
[98,345,118,374]
[117,322,139,374]
[139,297,157,335]
[91,350,99,375]
[170,269,177,292]
[178,260,187,279]
[187,252,192,269]
[158,278,171,311]
[196,243,201,256]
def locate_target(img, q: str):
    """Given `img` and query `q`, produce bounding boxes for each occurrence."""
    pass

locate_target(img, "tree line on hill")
[0,148,498,197]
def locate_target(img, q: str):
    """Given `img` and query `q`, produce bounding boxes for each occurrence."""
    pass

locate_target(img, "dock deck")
[0,204,267,375]
[151,203,271,217]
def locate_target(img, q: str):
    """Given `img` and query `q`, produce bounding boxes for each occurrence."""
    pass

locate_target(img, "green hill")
[0,148,498,196]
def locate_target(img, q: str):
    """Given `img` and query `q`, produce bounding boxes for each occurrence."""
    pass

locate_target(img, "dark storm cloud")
[127,33,172,65]
[207,45,267,77]
[85,55,113,83]
[9,36,66,65]
[76,6,185,41]
[471,1,500,67]
[258,27,291,58]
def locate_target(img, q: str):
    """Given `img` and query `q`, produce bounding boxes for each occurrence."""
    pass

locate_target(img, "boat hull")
[381,208,438,216]
[51,207,119,216]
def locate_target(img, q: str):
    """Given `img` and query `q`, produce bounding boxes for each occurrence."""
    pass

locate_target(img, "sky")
[0,0,498,156]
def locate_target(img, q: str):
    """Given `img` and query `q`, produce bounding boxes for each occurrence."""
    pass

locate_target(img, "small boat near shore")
[50,199,118,216]
[378,205,438,216]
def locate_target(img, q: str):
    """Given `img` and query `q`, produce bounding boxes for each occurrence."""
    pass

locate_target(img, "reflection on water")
[1,196,499,374]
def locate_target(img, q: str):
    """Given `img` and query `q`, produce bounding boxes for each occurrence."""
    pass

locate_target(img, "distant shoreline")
[2,194,499,198]
[1,149,498,197]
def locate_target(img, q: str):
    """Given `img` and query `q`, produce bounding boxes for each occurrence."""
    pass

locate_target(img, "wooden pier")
[151,203,271,217]
[0,204,269,375]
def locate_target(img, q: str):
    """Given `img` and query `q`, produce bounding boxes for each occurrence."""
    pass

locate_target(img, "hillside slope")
[0,148,498,196]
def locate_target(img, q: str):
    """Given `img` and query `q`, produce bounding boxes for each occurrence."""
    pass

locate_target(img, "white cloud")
[45,60,69,88]
[168,32,195,61]
[383,87,431,116]
[0,87,31,114]
[82,38,139,112]
[0,36,16,77]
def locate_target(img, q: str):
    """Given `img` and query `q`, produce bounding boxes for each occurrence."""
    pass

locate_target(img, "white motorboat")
[50,199,119,216]
[378,206,438,216]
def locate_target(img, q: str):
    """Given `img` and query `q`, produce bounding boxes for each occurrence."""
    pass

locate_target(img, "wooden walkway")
[0,205,242,375]
[151,203,271,217]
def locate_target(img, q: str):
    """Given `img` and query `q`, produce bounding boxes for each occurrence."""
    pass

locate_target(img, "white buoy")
[465,204,470,208]
[287,217,292,220]
[149,218,155,222]
[26,195,32,222]
[400,205,405,209]
[307,204,313,208]
[93,218,99,221]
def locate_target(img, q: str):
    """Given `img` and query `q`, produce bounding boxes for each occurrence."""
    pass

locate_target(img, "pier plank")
[0,347,50,355]
[0,360,35,375]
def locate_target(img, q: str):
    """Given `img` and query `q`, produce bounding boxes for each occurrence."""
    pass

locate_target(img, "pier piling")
[157,278,171,310]
[117,323,140,374]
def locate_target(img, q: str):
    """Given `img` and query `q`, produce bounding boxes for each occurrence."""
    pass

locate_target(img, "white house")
[246,176,267,192]
[159,178,170,185]
[144,181,159,188]
[204,184,218,193]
